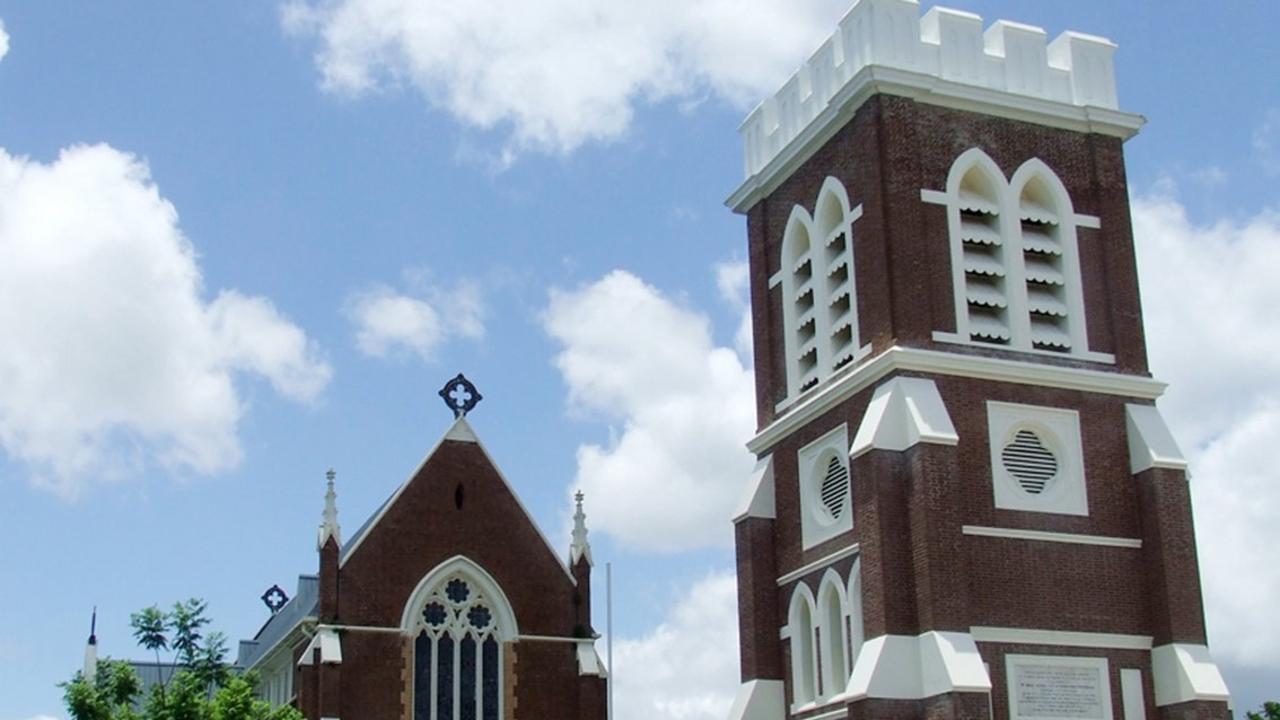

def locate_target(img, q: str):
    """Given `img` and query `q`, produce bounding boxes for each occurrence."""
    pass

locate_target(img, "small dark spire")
[438,373,482,418]
[88,606,97,645]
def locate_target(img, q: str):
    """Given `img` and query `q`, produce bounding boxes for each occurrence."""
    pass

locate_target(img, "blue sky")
[1,2,1278,719]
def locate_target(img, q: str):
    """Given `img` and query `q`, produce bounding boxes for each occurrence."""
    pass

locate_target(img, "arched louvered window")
[405,558,516,720]
[925,151,1107,362]
[1010,163,1091,354]
[777,177,868,405]
[787,584,819,707]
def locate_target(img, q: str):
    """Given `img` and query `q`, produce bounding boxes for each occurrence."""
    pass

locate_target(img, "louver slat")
[967,282,1008,308]
[1020,202,1059,224]
[1022,227,1062,255]
[1023,257,1064,284]
[960,220,1002,246]
[958,191,999,214]
[1026,287,1068,316]
[1030,321,1072,349]
[969,313,1011,341]
[964,252,1005,277]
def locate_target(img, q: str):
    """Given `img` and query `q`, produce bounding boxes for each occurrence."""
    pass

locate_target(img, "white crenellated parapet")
[739,0,1122,179]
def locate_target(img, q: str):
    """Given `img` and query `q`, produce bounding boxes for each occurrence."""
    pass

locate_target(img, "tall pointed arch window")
[787,584,819,708]
[817,571,850,703]
[924,150,1110,363]
[406,559,516,720]
[775,177,870,406]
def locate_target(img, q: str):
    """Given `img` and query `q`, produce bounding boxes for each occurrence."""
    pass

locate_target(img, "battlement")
[737,0,1135,184]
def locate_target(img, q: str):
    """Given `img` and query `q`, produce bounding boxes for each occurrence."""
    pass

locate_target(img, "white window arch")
[775,177,870,405]
[403,556,517,720]
[786,583,819,708]
[817,569,850,702]
[924,150,1110,363]
[846,558,864,674]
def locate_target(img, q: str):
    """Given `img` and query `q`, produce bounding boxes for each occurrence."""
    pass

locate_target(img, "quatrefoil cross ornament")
[438,373,482,418]
[261,584,289,613]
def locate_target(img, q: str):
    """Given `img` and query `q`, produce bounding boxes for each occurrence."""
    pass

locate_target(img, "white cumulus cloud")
[612,571,740,720]
[544,270,756,552]
[280,0,848,155]
[1132,192,1280,669]
[0,18,10,63]
[0,144,332,498]
[344,276,484,362]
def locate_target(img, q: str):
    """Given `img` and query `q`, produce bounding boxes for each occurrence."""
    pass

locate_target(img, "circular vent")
[819,454,849,520]
[1000,429,1058,494]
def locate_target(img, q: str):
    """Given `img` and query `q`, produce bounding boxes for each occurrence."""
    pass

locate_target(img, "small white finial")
[570,490,592,565]
[318,468,341,550]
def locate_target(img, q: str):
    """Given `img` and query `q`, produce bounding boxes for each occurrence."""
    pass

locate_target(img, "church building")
[724,2,1232,720]
[234,375,608,720]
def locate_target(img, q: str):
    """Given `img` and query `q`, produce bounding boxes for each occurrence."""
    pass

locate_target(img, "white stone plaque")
[1007,655,1113,720]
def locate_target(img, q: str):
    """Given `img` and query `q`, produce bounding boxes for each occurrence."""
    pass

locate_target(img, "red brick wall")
[745,95,1151,429]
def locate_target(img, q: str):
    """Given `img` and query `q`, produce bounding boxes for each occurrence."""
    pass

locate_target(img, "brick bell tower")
[725,3,1232,720]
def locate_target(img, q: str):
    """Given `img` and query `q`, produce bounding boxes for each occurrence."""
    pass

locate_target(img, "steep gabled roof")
[338,415,574,583]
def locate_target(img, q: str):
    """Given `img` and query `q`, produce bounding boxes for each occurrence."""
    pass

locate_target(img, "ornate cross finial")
[438,373,482,418]
[261,584,289,613]
[319,467,341,549]
[570,490,592,566]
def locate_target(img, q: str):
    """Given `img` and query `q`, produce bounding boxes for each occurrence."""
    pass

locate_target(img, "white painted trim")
[516,633,600,644]
[850,377,959,459]
[1150,644,1230,707]
[1121,668,1147,720]
[962,525,1142,548]
[246,615,317,673]
[340,417,576,585]
[727,63,1144,213]
[778,544,861,587]
[400,554,519,638]
[318,623,404,635]
[987,402,1089,517]
[846,631,992,701]
[1006,654,1113,720]
[1125,404,1188,474]
[748,346,1165,454]
[727,680,787,720]
[798,424,854,549]
[733,455,776,522]
[970,627,1152,650]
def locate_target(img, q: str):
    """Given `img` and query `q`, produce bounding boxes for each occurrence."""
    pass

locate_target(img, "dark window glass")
[482,637,499,720]
[446,578,471,603]
[414,632,432,720]
[437,635,455,719]
[460,636,477,720]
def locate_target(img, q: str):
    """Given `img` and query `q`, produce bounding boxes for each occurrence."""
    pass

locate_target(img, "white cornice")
[726,65,1145,213]
[776,543,861,586]
[747,346,1165,454]
[962,525,1142,549]
[971,626,1152,650]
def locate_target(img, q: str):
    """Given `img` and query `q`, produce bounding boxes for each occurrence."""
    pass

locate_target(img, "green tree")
[61,660,142,720]
[65,601,305,720]
[169,599,211,667]
[1247,702,1280,720]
